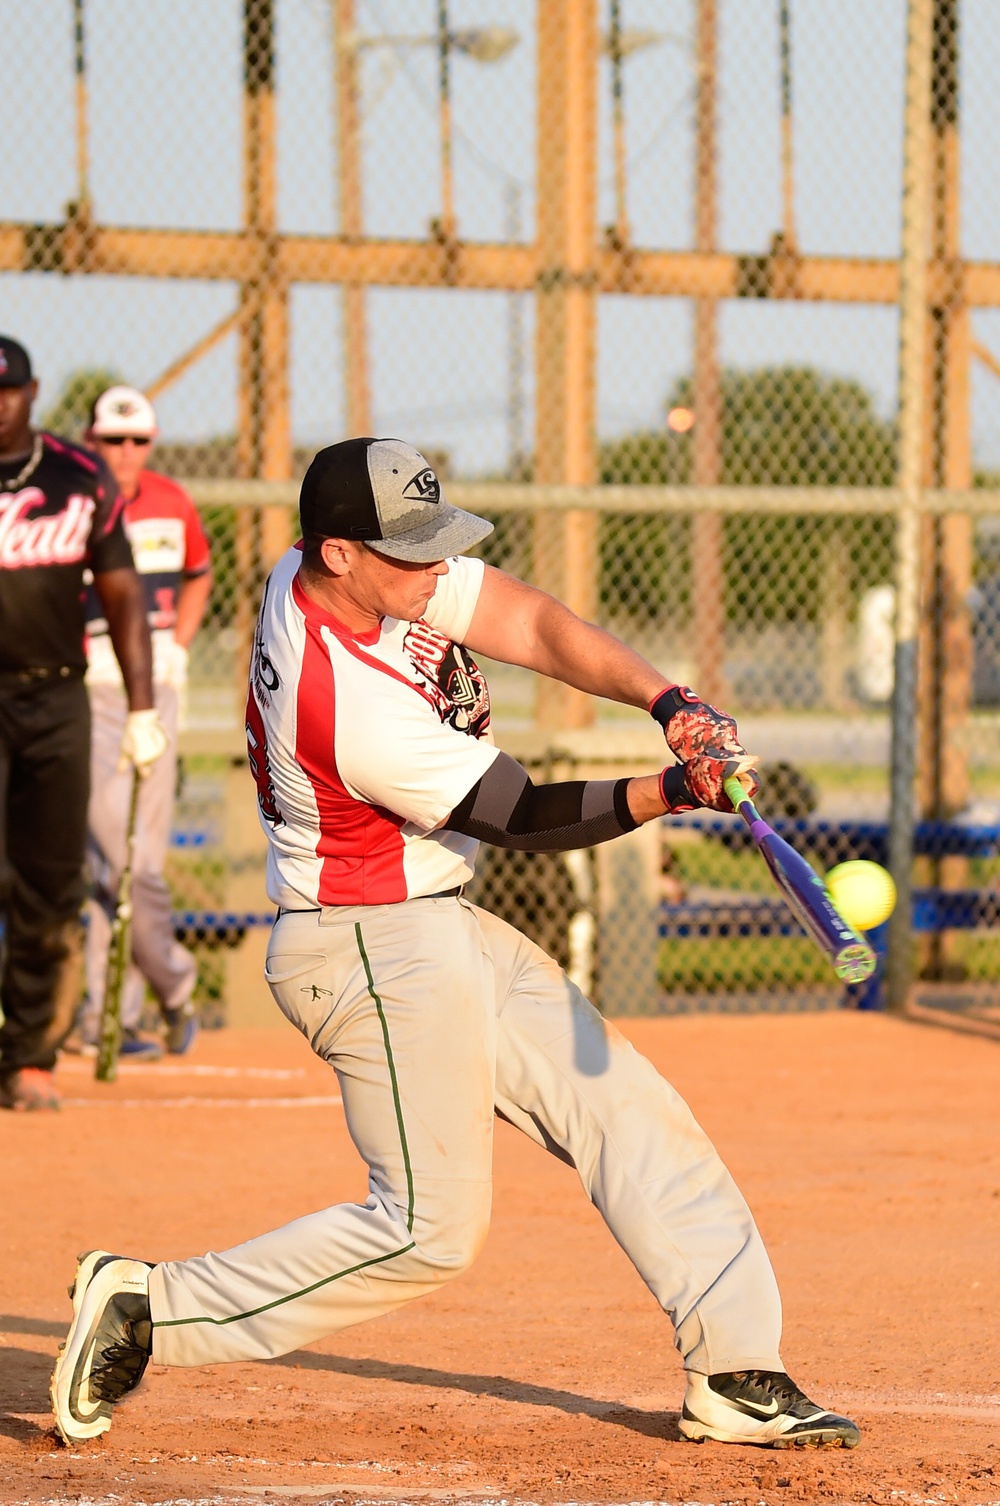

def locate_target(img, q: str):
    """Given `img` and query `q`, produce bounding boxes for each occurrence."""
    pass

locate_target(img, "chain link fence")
[3,1,1000,1020]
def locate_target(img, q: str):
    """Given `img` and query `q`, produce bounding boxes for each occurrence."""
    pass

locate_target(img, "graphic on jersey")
[246,690,283,828]
[403,620,490,736]
[251,581,281,710]
[0,490,95,569]
[247,585,284,827]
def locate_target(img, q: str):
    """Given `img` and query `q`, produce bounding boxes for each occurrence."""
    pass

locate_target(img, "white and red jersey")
[246,548,500,908]
[85,469,211,687]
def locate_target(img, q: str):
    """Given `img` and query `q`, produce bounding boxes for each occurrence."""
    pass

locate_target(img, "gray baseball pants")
[149,896,783,1377]
[81,683,196,1033]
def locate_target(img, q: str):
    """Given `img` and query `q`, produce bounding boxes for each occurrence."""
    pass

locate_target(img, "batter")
[51,438,860,1451]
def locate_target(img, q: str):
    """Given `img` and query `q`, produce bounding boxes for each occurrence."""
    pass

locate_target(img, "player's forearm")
[95,568,155,710]
[445,752,669,851]
[174,572,212,649]
[526,595,670,708]
[626,772,671,825]
[466,567,672,709]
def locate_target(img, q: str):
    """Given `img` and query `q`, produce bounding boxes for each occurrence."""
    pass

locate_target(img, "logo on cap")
[112,398,138,417]
[0,352,7,374]
[402,467,440,504]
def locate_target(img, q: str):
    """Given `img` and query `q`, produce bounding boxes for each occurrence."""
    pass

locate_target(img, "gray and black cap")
[299,437,493,564]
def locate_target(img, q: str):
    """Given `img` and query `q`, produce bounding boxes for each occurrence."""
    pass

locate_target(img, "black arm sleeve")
[444,750,637,852]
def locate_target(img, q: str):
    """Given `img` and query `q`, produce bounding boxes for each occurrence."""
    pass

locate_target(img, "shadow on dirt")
[270,1350,682,1440]
[0,1344,56,1440]
[0,1316,64,1338]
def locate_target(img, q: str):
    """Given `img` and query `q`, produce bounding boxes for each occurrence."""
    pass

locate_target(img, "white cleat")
[680,1369,861,1449]
[50,1250,153,1444]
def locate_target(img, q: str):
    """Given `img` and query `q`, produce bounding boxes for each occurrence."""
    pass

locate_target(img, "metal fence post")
[886,0,935,1012]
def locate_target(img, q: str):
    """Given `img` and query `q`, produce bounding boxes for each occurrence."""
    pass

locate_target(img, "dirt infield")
[2,1010,999,1506]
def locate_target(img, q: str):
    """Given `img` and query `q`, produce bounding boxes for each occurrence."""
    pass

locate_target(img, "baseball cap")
[299,437,493,564]
[0,335,33,388]
[90,385,157,437]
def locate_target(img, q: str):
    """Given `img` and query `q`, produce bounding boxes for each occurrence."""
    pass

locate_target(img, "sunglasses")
[100,435,151,447]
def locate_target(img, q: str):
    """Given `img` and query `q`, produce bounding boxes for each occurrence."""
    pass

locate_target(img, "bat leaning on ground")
[723,774,876,984]
[95,774,141,1083]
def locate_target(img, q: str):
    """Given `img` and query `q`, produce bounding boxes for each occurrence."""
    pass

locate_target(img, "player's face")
[355,546,450,623]
[91,434,152,498]
[0,381,37,458]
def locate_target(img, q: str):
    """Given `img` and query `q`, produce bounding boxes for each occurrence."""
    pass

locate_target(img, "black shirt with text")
[0,432,134,672]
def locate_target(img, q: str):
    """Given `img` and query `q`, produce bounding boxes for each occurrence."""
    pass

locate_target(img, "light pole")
[334,16,519,435]
[602,23,688,249]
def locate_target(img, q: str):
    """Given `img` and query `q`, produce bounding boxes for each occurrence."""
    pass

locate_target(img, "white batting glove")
[118,708,169,778]
[165,638,189,690]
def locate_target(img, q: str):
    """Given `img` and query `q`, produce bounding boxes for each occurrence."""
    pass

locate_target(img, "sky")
[2,0,1000,474]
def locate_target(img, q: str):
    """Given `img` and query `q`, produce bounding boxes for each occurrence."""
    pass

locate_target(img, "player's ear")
[319,536,353,577]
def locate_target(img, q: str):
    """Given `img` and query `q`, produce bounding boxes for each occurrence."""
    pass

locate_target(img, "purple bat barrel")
[726,779,876,984]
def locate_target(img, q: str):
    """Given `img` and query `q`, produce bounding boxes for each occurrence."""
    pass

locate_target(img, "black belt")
[0,664,83,685]
[277,886,464,918]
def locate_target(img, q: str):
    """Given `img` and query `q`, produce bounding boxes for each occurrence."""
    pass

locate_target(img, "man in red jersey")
[76,386,212,1060]
[0,339,165,1110]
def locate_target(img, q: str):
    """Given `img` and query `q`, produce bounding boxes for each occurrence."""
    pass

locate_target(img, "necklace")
[1,433,44,491]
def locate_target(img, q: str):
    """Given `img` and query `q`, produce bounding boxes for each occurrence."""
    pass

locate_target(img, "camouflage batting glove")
[659,755,761,814]
[649,684,750,766]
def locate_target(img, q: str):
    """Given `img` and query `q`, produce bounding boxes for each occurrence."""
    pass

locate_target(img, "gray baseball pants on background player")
[150,896,783,1375]
[81,682,196,1035]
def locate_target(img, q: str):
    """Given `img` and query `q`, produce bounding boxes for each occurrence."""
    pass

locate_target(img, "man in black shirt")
[0,335,167,1110]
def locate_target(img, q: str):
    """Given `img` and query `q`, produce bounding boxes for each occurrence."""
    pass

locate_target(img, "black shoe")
[162,1003,198,1055]
[680,1369,861,1448]
[50,1251,153,1443]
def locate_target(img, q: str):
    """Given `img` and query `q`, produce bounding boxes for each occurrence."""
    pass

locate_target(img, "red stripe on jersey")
[296,616,407,905]
[291,572,438,710]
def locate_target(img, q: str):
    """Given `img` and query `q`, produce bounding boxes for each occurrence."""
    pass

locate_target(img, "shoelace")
[92,1330,150,1401]
[730,1370,801,1407]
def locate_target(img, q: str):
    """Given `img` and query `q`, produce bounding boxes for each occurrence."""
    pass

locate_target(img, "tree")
[598,366,898,625]
[40,366,124,439]
[599,365,896,485]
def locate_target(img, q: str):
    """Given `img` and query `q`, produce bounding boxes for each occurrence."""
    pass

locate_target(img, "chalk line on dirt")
[58,1062,308,1080]
[13,1495,1000,1506]
[60,1096,343,1109]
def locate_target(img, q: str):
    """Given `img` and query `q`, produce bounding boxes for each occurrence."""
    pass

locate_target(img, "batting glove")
[118,708,169,778]
[649,684,751,763]
[660,756,761,814]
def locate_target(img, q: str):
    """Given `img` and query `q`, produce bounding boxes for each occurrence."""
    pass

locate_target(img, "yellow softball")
[825,860,897,932]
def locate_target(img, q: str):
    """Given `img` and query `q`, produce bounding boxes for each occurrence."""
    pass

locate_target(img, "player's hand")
[163,638,189,690]
[118,708,169,779]
[649,685,750,768]
[660,755,760,814]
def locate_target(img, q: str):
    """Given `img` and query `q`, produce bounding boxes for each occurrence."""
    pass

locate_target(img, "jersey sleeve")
[422,554,485,644]
[333,648,500,832]
[179,488,212,576]
[87,460,135,575]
